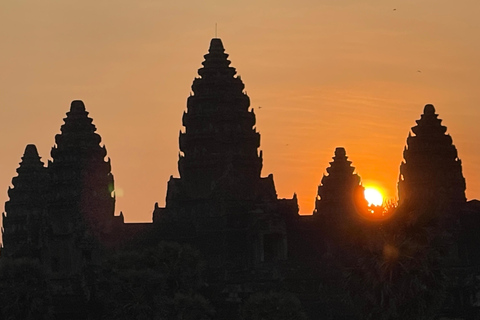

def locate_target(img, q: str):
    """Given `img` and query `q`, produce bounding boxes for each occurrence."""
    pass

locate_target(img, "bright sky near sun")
[364,187,384,207]
[1,1,480,222]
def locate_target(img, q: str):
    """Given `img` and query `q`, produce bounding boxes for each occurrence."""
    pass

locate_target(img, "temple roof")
[424,103,435,115]
[326,147,355,176]
[47,100,115,237]
[51,100,104,160]
[319,148,360,193]
[399,104,466,204]
[315,147,362,212]
[411,104,447,136]
[16,144,45,175]
[24,144,40,159]
[209,38,225,53]
[70,100,86,113]
[174,38,263,201]
[21,144,42,167]
[196,38,238,80]
[7,144,48,210]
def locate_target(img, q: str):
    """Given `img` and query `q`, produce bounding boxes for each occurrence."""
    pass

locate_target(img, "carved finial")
[334,147,346,158]
[209,38,225,53]
[70,100,86,113]
[424,104,435,115]
[24,144,39,158]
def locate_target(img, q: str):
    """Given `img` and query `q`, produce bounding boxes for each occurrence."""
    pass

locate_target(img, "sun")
[364,187,383,206]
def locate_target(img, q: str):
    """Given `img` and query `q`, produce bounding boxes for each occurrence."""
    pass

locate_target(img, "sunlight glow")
[364,187,383,206]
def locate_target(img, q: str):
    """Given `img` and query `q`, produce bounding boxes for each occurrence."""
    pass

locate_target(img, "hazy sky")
[1,0,479,222]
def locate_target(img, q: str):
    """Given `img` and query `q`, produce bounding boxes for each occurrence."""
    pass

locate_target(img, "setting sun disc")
[364,187,383,206]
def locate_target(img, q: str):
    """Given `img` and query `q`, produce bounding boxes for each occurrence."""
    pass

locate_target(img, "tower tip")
[424,104,435,115]
[24,144,39,157]
[209,38,225,52]
[334,147,346,158]
[70,100,86,113]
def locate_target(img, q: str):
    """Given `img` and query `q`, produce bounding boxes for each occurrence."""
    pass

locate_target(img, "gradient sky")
[1,0,479,222]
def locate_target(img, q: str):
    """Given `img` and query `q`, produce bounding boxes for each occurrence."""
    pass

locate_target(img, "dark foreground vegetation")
[1,197,477,320]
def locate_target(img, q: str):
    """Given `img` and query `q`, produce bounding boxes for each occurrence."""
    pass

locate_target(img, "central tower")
[174,38,263,202]
[156,39,293,268]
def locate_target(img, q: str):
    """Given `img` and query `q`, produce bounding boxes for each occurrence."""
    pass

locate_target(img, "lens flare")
[364,187,383,206]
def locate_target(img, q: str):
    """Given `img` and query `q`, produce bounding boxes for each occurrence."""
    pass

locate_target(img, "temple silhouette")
[2,38,480,319]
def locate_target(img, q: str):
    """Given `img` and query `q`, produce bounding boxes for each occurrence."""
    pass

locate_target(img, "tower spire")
[173,38,263,201]
[398,104,466,205]
[2,144,48,259]
[47,100,116,274]
[314,147,363,215]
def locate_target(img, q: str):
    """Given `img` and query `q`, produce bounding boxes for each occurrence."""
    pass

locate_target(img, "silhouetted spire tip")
[70,100,86,113]
[424,104,435,115]
[334,147,346,158]
[24,144,39,157]
[209,38,225,52]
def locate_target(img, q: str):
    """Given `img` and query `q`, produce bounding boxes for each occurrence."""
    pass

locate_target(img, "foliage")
[0,258,52,320]
[240,291,308,320]
[171,293,215,320]
[94,241,214,320]
[344,199,451,320]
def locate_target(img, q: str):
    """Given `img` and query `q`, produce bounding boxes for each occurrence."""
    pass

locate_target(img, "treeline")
[1,199,476,319]
[0,242,307,320]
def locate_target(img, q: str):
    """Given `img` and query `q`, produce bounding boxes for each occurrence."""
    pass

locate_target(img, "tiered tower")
[398,104,466,205]
[2,145,48,258]
[171,38,264,203]
[46,100,117,274]
[156,39,293,269]
[314,147,364,215]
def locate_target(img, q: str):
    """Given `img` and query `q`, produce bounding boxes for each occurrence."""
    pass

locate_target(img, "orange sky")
[1,1,480,222]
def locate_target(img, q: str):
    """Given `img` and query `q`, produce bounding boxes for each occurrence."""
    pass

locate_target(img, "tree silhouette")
[94,241,214,320]
[240,291,308,320]
[345,200,450,320]
[0,258,52,320]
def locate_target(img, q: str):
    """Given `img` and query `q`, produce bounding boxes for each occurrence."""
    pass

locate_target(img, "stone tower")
[171,38,265,204]
[314,147,364,215]
[2,145,48,259]
[155,39,293,269]
[46,100,117,274]
[398,104,466,205]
